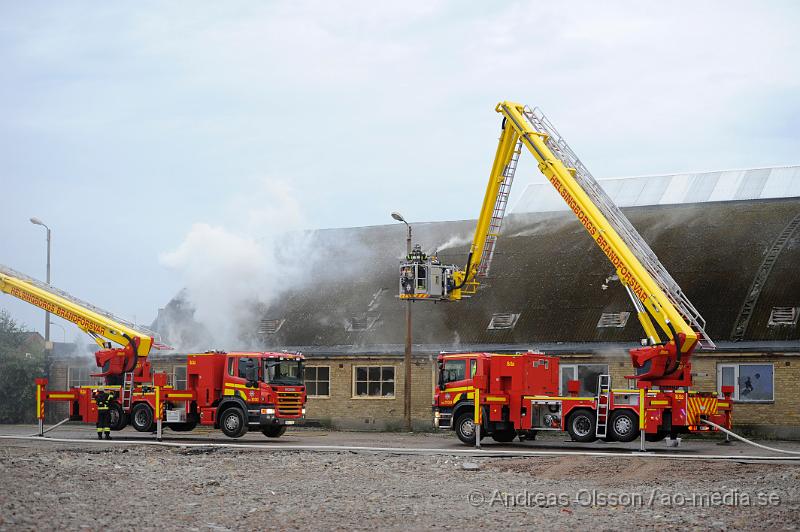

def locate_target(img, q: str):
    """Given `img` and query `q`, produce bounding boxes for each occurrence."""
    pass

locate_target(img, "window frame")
[352,365,396,399]
[67,367,101,388]
[717,363,775,403]
[559,363,609,396]
[173,365,187,390]
[304,365,331,399]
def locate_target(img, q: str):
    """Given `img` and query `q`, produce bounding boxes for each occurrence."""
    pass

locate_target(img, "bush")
[0,311,45,423]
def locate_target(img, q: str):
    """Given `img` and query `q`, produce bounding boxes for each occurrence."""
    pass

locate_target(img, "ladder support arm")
[497,101,698,353]
[463,121,521,284]
[0,266,154,356]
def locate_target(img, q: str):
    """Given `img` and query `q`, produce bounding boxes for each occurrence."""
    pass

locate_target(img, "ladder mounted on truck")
[0,263,170,384]
[397,101,714,388]
[595,374,611,438]
[120,371,136,410]
[521,107,713,351]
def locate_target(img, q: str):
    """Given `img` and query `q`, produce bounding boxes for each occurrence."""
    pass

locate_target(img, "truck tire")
[454,413,477,445]
[567,409,597,443]
[130,403,154,432]
[109,402,127,431]
[491,429,517,443]
[609,410,639,442]
[220,408,248,438]
[262,426,287,438]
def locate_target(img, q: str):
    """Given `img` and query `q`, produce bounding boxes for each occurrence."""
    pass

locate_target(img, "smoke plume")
[159,179,313,350]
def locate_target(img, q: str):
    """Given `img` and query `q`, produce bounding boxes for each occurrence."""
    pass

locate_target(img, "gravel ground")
[1,437,799,531]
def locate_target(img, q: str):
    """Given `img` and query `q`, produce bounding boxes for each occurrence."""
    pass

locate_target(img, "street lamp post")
[30,217,51,368]
[49,321,67,343]
[391,211,413,432]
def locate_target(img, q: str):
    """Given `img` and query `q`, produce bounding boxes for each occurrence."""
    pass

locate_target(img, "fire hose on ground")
[700,418,800,456]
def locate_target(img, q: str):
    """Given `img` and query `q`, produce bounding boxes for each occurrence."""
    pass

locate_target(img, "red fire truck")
[1,265,305,438]
[36,351,306,438]
[433,351,732,445]
[399,102,734,446]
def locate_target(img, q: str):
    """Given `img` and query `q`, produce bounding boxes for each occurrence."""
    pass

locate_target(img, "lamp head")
[30,217,44,226]
[391,212,406,223]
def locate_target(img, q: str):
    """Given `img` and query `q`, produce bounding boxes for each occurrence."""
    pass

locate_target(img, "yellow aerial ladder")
[0,264,169,409]
[398,101,714,387]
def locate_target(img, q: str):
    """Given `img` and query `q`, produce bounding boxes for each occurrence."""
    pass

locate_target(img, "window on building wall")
[559,364,609,396]
[353,366,395,398]
[717,363,774,402]
[173,366,187,389]
[305,366,330,397]
[67,367,102,388]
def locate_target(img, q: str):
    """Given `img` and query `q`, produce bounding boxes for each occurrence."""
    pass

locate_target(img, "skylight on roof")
[346,314,380,332]
[258,319,285,334]
[487,312,520,330]
[768,307,799,326]
[597,312,630,328]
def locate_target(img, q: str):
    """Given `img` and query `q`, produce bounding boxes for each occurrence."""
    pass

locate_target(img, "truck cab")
[432,353,479,430]
[434,351,562,443]
[190,351,307,438]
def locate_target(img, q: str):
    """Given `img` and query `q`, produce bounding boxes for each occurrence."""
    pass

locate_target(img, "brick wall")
[305,356,435,431]
[692,353,800,436]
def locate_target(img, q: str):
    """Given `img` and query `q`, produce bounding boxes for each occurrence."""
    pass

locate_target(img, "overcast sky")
[1,1,799,342]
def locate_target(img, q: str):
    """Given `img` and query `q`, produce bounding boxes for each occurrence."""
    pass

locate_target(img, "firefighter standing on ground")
[93,389,115,440]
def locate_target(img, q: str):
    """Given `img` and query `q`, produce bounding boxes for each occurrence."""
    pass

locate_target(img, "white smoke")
[159,178,313,349]
[432,233,472,253]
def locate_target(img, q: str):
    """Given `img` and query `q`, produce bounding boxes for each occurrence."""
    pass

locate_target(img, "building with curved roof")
[239,195,799,436]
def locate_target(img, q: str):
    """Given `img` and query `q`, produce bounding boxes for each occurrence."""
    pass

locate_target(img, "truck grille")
[276,391,303,417]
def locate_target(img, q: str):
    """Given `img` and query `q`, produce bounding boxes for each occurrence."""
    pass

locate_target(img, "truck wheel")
[567,409,597,442]
[220,408,248,438]
[609,410,639,442]
[130,403,154,432]
[491,429,517,443]
[454,413,477,445]
[262,426,287,438]
[109,402,127,431]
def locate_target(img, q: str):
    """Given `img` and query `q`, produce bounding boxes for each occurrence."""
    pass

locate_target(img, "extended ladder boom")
[398,101,714,387]
[0,263,160,356]
[496,102,712,353]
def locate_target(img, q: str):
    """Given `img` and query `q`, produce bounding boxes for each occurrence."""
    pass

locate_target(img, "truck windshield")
[441,359,467,383]
[263,359,304,386]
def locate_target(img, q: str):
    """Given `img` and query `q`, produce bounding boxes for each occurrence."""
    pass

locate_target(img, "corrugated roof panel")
[512,166,800,213]
[734,168,771,200]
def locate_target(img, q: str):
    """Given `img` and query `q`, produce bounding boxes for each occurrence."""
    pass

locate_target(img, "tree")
[0,310,45,423]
